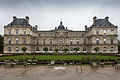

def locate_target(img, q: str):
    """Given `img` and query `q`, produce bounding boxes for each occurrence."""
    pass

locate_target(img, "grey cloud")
[0,0,120,8]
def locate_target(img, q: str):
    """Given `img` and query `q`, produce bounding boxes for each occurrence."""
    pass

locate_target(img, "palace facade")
[4,16,118,54]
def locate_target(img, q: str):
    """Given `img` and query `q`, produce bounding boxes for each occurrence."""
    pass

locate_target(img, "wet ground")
[0,65,120,80]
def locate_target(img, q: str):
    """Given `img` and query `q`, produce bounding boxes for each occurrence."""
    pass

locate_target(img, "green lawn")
[0,54,120,60]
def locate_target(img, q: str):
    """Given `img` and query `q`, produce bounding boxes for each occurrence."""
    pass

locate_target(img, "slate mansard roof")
[6,16,116,30]
[7,16,31,26]
[92,16,115,27]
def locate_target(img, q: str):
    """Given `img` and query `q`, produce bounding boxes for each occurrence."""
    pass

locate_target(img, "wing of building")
[4,16,118,54]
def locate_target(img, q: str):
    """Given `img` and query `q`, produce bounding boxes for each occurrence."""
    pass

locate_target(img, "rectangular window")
[104,38,106,44]
[60,40,63,45]
[16,38,19,44]
[16,29,19,35]
[111,39,113,44]
[77,40,79,45]
[83,39,86,45]
[96,30,99,34]
[43,39,46,45]
[36,40,39,45]
[8,38,11,44]
[50,40,53,45]
[23,30,26,35]
[104,30,107,34]
[16,47,19,52]
[96,38,99,44]
[23,38,26,44]
[70,40,73,45]
[8,29,11,34]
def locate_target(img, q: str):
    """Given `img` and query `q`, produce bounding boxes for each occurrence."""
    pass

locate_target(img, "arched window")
[49,47,53,51]
[103,47,107,52]
[8,38,11,44]
[110,47,114,52]
[70,47,73,51]
[83,47,86,51]
[36,47,39,51]
[8,47,11,52]
[60,47,63,51]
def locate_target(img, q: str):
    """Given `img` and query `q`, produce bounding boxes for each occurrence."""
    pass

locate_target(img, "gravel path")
[0,65,120,80]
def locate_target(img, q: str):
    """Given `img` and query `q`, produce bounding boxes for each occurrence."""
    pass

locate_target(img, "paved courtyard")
[0,65,120,80]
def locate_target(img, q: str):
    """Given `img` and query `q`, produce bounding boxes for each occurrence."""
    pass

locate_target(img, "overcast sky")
[0,0,120,39]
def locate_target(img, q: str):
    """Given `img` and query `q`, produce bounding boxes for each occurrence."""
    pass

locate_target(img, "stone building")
[4,16,118,54]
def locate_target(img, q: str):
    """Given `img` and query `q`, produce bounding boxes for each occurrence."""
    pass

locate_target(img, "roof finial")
[60,18,62,25]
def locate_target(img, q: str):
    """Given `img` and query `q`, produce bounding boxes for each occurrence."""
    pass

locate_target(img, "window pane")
[23,30,26,34]
[111,39,113,44]
[60,40,63,45]
[23,38,26,44]
[16,47,19,52]
[50,47,53,51]
[50,40,52,45]
[8,47,11,52]
[103,47,107,52]
[16,29,19,34]
[96,38,99,44]
[104,30,106,34]
[77,40,79,45]
[43,40,46,45]
[104,38,106,44]
[36,47,39,51]
[8,30,11,34]
[8,38,11,44]
[16,38,19,44]
[96,30,99,34]
[70,40,72,45]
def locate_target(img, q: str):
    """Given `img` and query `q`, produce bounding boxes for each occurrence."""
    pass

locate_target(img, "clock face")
[60,33,62,35]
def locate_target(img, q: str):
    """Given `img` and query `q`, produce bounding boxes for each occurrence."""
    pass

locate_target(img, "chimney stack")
[13,16,17,21]
[25,16,29,23]
[35,25,38,30]
[66,27,67,30]
[55,27,57,30]
[85,25,87,30]
[93,16,97,23]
